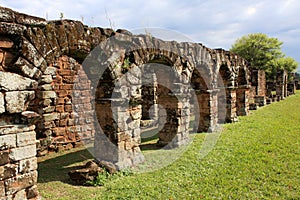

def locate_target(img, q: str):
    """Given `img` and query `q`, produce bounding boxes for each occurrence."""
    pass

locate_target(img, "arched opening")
[217,64,230,123]
[139,56,190,149]
[236,67,250,116]
[217,64,237,123]
[190,67,210,132]
[31,55,96,155]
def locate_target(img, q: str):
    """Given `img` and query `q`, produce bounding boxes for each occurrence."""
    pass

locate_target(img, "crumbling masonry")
[0,7,293,199]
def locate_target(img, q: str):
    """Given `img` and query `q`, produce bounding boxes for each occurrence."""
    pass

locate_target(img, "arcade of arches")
[0,6,294,199]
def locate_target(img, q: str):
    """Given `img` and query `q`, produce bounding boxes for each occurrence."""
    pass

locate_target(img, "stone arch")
[1,6,273,198]
[217,63,232,123]
[190,61,217,132]
[236,65,251,116]
[87,42,195,168]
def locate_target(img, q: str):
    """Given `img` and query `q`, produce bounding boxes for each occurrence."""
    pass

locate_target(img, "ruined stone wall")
[0,6,264,168]
[0,125,39,200]
[35,56,95,155]
[0,24,39,198]
[252,70,266,97]
[276,70,288,99]
[1,4,294,197]
[251,70,267,106]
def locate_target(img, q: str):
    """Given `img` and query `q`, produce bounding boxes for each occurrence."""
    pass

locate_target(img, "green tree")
[267,57,298,80]
[230,33,283,70]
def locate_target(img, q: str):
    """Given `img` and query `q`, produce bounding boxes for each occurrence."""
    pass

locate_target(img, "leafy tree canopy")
[267,57,299,79]
[230,33,283,70]
[230,33,298,80]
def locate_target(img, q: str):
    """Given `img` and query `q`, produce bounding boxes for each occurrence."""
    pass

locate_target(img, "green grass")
[38,92,300,199]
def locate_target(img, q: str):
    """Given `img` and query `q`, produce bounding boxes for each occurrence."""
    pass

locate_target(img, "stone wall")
[0,125,39,200]
[251,70,267,106]
[34,55,96,155]
[1,5,296,194]
[0,5,296,196]
[276,70,288,100]
[0,4,254,169]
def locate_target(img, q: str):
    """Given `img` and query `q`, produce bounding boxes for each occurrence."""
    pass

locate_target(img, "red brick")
[58,69,72,76]
[59,119,67,127]
[60,84,73,90]
[66,132,76,142]
[63,76,75,83]
[54,75,63,84]
[57,90,68,97]
[56,98,65,105]
[56,105,64,113]
[65,105,72,112]
[52,127,66,136]
[0,40,14,48]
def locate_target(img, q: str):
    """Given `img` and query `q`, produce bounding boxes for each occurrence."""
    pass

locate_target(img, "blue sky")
[1,0,299,70]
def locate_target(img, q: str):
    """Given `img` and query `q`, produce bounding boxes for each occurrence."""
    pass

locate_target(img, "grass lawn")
[38,92,300,200]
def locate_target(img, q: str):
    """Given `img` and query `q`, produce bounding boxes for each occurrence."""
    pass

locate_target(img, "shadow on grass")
[37,147,94,185]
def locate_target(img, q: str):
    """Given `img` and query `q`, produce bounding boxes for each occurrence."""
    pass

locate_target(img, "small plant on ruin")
[60,12,64,20]
[86,168,134,186]
[86,170,111,186]
[122,57,131,73]
[144,27,153,39]
[105,9,116,31]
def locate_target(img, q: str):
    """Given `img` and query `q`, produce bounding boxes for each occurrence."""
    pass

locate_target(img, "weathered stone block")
[0,72,38,91]
[0,181,5,197]
[16,131,36,147]
[4,171,38,195]
[0,22,26,35]
[9,144,36,161]
[43,106,55,113]
[0,134,16,150]
[40,84,52,91]
[26,185,38,199]
[5,91,35,113]
[0,164,18,181]
[14,57,41,79]
[52,127,66,137]
[0,125,35,136]
[19,157,37,174]
[39,91,56,99]
[0,150,10,166]
[40,75,53,84]
[44,66,57,75]
[43,113,58,122]
[0,39,13,49]
[0,93,4,114]
[12,189,27,200]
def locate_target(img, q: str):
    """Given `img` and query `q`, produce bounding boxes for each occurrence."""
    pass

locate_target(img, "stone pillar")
[276,71,285,100]
[252,70,266,96]
[156,83,190,148]
[225,87,238,122]
[194,89,218,132]
[94,97,144,170]
[236,87,250,116]
[0,125,39,200]
[288,82,296,95]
